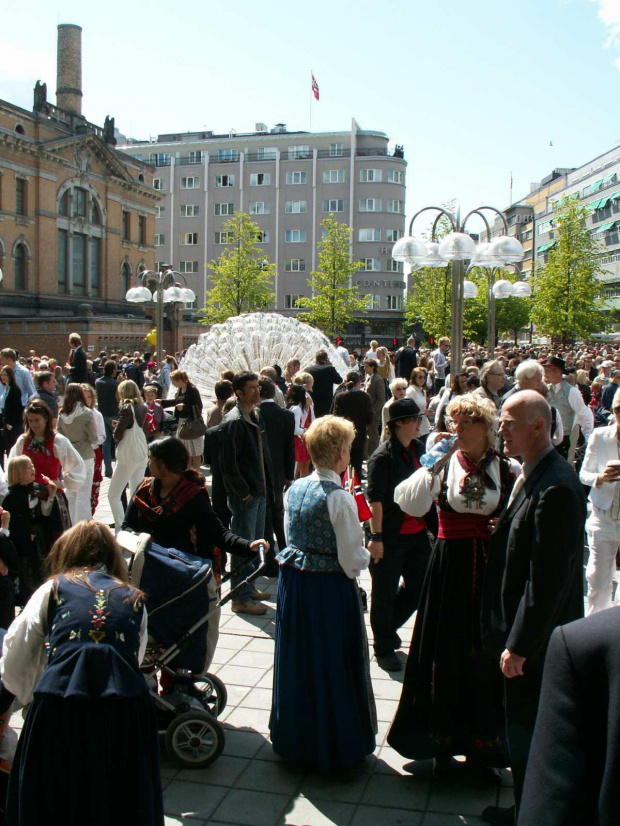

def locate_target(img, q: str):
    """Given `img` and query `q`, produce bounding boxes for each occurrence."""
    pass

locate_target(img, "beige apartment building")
[119,120,407,346]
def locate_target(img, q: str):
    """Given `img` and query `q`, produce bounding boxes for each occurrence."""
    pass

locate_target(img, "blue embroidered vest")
[277,477,343,573]
[36,570,147,699]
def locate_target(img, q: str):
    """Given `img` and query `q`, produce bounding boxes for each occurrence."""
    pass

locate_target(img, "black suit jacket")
[305,363,342,417]
[482,448,586,668]
[259,401,295,490]
[394,345,417,380]
[519,610,620,826]
[68,346,88,383]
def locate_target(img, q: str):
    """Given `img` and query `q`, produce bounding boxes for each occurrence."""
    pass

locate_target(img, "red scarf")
[456,448,498,494]
[132,472,205,523]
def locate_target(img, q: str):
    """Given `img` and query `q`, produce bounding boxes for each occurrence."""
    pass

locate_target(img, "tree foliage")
[200,212,275,324]
[297,215,367,339]
[531,198,607,346]
[462,269,531,345]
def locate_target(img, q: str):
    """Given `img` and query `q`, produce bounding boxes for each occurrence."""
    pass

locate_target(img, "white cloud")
[592,0,620,52]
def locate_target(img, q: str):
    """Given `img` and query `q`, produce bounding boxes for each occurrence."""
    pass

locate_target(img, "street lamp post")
[125,266,196,356]
[392,205,526,374]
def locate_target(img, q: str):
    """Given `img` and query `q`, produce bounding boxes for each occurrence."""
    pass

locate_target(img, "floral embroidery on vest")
[88,590,111,643]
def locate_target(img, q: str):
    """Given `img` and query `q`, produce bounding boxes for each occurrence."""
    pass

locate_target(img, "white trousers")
[108,460,146,531]
[65,457,95,526]
[585,509,620,615]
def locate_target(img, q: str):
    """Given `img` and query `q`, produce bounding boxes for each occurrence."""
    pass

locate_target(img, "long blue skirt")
[269,564,377,771]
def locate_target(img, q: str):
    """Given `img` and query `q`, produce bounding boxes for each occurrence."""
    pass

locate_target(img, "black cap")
[542,356,566,373]
[387,398,421,423]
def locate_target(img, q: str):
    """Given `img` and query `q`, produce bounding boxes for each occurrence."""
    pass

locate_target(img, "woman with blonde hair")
[79,383,106,514]
[160,369,203,470]
[388,394,520,777]
[270,415,376,770]
[0,520,163,825]
[107,380,148,531]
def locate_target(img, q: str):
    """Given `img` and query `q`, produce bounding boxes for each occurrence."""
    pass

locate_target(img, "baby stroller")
[117,531,267,769]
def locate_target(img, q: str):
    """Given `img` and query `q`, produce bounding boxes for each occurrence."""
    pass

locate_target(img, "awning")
[596,221,615,233]
[597,195,612,210]
[604,297,620,310]
[603,174,617,185]
[587,199,602,211]
[591,179,605,192]
[537,241,556,252]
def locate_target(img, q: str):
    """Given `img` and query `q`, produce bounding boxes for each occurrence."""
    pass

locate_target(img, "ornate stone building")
[0,24,163,360]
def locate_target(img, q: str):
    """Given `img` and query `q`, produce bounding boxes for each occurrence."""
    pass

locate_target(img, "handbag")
[178,405,207,440]
[116,405,148,464]
[343,466,372,522]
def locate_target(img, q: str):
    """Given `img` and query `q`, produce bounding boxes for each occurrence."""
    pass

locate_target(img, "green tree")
[200,212,275,324]
[462,269,532,345]
[531,198,607,346]
[297,215,367,339]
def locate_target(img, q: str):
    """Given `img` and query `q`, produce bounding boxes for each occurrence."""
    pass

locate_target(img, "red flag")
[311,73,320,101]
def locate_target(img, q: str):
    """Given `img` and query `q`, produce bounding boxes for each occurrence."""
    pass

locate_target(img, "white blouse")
[394,453,521,517]
[0,578,149,705]
[284,468,370,579]
[405,385,430,436]
[9,433,87,492]
[91,407,106,447]
[291,403,315,437]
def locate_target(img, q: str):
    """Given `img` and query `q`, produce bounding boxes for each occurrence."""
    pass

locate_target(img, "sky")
[2,0,620,237]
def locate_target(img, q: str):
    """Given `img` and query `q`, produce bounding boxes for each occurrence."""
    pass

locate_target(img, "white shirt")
[291,403,314,437]
[336,346,350,367]
[91,407,106,447]
[405,385,430,436]
[284,468,370,579]
[0,578,149,705]
[10,432,87,491]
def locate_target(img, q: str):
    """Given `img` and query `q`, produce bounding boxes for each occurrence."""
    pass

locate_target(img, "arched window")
[90,200,101,225]
[14,124,25,135]
[14,244,27,290]
[73,187,87,217]
[138,173,145,183]
[58,190,70,217]
[121,261,131,298]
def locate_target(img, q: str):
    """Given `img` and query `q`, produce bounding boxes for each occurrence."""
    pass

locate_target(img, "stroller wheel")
[165,710,225,768]
[191,673,228,717]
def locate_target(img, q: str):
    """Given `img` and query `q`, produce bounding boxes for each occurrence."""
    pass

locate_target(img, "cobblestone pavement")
[9,472,512,826]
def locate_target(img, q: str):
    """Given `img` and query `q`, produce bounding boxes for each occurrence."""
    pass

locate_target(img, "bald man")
[481,391,587,825]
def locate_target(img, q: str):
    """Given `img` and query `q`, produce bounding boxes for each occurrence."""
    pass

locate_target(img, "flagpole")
[309,69,313,132]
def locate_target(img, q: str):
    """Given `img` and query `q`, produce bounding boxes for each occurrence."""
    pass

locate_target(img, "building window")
[138,215,146,245]
[72,234,86,296]
[180,232,198,245]
[213,203,233,216]
[149,152,170,166]
[155,206,165,218]
[250,173,271,186]
[387,200,404,214]
[250,202,270,215]
[365,294,380,310]
[285,294,304,309]
[359,198,382,212]
[285,229,306,243]
[217,149,239,162]
[285,259,306,272]
[386,295,403,310]
[74,188,87,217]
[286,171,307,185]
[359,228,381,242]
[57,230,68,292]
[387,258,403,272]
[90,200,101,225]
[180,177,199,189]
[58,190,70,217]
[329,143,344,157]
[256,230,270,243]
[180,204,200,217]
[285,201,307,214]
[15,178,26,216]
[323,170,345,184]
[153,178,165,191]
[215,232,234,244]
[323,199,344,213]
[179,261,199,273]
[361,258,380,271]
[288,145,310,159]
[121,261,131,297]
[154,234,165,246]
[386,229,403,242]
[90,237,100,296]
[215,175,235,187]
[360,169,382,183]
[121,210,130,241]
[388,169,404,184]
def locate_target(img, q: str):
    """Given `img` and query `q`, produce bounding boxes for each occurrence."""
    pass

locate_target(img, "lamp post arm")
[408,207,456,237]
[464,205,509,237]
[461,209,493,239]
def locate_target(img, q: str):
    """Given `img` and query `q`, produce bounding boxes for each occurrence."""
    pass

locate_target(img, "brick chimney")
[56,24,82,115]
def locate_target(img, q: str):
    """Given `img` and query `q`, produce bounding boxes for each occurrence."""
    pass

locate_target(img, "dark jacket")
[305,362,343,417]
[519,610,620,826]
[332,388,373,447]
[124,362,145,390]
[160,383,202,421]
[394,345,417,380]
[31,389,58,419]
[95,376,119,417]
[367,436,437,541]
[1,384,23,451]
[203,423,230,526]
[219,404,273,500]
[366,372,386,418]
[259,401,295,490]
[68,346,88,384]
[482,448,586,666]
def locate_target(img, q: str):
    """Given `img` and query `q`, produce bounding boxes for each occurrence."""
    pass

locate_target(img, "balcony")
[356,145,405,159]
[148,157,171,167]
[176,155,205,166]
[316,148,351,159]
[244,153,277,163]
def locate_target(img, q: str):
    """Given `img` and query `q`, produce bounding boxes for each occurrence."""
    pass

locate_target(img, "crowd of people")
[0,330,619,823]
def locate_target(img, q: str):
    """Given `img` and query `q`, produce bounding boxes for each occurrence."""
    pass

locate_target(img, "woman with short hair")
[381,378,408,442]
[270,415,376,771]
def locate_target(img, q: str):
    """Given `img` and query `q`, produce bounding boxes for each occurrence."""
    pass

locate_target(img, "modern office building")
[119,120,407,345]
